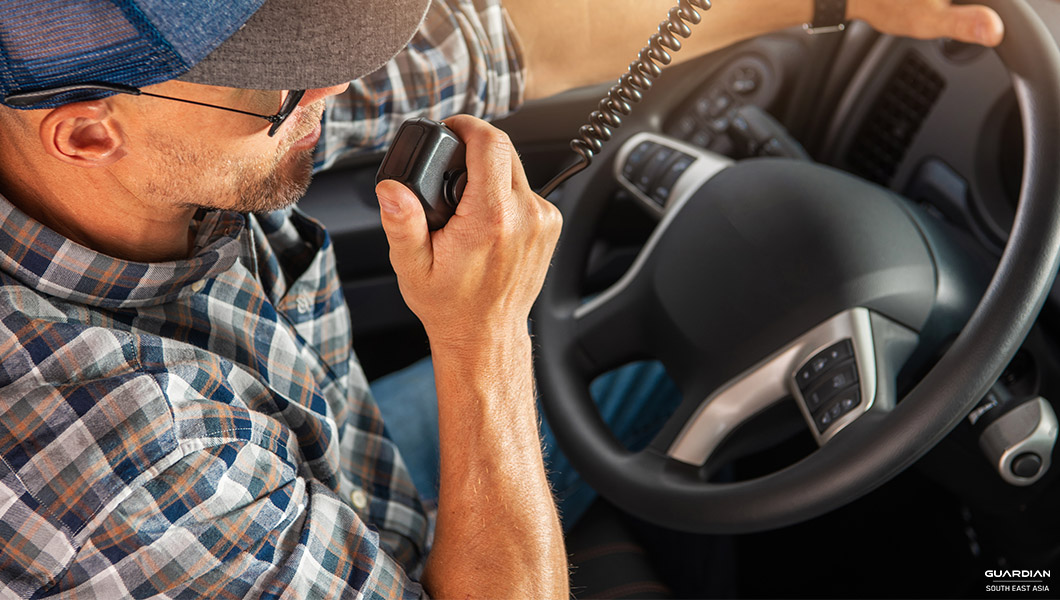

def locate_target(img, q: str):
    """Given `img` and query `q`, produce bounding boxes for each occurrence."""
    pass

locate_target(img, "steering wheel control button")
[795,340,854,391]
[813,389,861,433]
[622,141,653,180]
[817,409,833,429]
[839,392,859,412]
[622,142,697,204]
[636,147,675,192]
[815,402,844,430]
[822,362,857,391]
[802,360,859,413]
[651,155,695,205]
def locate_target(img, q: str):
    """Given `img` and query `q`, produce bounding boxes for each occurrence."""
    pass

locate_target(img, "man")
[0,0,1002,597]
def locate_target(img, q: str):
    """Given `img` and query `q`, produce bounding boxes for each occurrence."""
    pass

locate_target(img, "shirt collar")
[0,194,246,308]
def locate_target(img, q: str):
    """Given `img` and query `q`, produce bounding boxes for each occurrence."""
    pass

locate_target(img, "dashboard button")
[691,129,714,148]
[710,92,734,117]
[695,96,713,119]
[673,115,698,139]
[730,66,761,95]
[709,116,731,133]
[1011,453,1043,479]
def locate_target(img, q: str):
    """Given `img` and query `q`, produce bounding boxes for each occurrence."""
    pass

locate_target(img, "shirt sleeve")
[314,0,527,171]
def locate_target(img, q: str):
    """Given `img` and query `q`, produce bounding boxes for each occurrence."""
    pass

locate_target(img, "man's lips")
[289,120,322,152]
[282,101,326,152]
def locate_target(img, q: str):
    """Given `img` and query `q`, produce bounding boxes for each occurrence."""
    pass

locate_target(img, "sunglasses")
[3,83,306,137]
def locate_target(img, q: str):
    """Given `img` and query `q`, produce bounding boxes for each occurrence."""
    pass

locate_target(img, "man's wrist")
[428,322,532,364]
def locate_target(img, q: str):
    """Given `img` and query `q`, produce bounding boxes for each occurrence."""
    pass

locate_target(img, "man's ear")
[38,101,127,167]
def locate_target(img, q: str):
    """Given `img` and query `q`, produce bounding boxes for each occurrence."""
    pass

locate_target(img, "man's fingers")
[934,4,1004,47]
[851,1,1004,47]
[444,115,514,213]
[510,144,530,190]
[376,179,433,278]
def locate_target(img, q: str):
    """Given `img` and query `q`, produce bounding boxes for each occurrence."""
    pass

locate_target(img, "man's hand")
[376,115,561,351]
[849,0,1004,46]
[375,115,568,599]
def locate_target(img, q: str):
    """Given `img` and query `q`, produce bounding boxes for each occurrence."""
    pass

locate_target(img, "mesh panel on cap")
[0,0,186,108]
[4,3,136,62]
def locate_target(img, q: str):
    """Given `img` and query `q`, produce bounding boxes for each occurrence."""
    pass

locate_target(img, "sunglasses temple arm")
[137,91,281,122]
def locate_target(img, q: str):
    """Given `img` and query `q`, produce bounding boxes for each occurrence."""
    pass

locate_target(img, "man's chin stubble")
[240,146,316,213]
[183,144,315,214]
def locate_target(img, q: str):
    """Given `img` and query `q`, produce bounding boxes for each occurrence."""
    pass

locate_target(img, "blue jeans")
[371,357,680,530]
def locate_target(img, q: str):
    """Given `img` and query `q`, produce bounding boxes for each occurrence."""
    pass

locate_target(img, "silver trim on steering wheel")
[614,132,733,217]
[576,135,731,321]
[668,308,881,466]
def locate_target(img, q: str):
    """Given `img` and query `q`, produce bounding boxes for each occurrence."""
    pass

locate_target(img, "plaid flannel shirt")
[0,0,525,597]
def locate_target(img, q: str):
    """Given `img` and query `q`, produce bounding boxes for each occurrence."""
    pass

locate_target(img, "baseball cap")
[0,0,431,109]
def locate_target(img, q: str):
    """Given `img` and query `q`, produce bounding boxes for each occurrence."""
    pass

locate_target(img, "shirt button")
[190,280,206,293]
[296,296,312,314]
[350,489,369,510]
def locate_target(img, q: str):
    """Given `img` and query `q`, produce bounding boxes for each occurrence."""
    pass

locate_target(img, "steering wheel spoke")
[664,308,917,467]
[572,281,651,375]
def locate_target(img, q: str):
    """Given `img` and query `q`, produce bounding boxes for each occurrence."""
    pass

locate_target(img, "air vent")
[846,52,945,186]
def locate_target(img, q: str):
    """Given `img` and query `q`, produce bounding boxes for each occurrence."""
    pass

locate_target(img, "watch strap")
[804,0,847,34]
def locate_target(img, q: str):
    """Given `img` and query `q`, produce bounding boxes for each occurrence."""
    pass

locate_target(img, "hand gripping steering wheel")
[532,0,1060,533]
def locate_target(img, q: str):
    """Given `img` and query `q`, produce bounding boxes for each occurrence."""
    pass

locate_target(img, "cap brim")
[178,0,430,90]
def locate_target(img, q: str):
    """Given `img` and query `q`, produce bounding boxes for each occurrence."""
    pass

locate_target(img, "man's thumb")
[377,179,432,277]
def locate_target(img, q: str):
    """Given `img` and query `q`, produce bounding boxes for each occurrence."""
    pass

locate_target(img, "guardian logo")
[985,571,1051,579]
[984,569,1051,594]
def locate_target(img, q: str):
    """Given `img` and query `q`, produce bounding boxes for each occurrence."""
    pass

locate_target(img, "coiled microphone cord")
[537,0,713,199]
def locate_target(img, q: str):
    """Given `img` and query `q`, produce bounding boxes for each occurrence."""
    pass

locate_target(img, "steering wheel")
[533,0,1060,533]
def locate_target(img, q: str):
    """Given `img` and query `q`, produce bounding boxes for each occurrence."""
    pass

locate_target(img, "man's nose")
[301,83,351,105]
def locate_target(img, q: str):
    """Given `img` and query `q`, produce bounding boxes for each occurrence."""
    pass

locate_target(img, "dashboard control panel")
[665,54,779,155]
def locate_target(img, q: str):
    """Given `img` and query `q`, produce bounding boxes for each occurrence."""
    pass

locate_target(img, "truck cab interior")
[298,0,1060,596]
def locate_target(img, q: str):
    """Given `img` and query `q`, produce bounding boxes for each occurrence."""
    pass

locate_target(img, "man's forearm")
[505,0,1004,100]
[423,329,567,599]
[377,116,564,597]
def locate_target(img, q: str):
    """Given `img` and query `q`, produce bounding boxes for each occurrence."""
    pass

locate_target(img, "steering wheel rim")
[533,0,1060,534]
